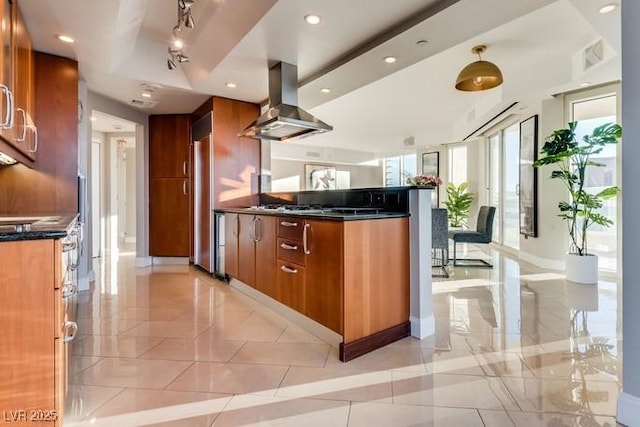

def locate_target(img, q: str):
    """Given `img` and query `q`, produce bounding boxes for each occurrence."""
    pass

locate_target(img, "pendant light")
[455,45,503,92]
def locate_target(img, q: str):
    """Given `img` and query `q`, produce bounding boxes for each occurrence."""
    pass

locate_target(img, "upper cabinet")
[0,0,36,161]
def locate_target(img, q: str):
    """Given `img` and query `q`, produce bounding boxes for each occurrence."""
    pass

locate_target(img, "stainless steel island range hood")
[239,62,333,141]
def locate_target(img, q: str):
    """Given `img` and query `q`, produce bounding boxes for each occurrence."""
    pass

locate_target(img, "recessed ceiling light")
[90,116,97,122]
[56,34,75,44]
[304,14,321,25]
[384,56,397,64]
[416,40,428,47]
[320,88,331,93]
[141,92,152,98]
[599,3,618,13]
[580,82,592,87]
[226,82,236,88]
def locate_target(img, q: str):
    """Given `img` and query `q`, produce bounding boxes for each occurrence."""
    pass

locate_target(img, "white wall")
[271,158,382,191]
[124,146,136,241]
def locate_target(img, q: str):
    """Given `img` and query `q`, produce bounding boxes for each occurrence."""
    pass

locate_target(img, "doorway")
[90,111,139,257]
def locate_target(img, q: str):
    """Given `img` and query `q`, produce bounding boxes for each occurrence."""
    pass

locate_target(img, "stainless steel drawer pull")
[62,281,77,298]
[62,321,78,343]
[62,239,77,252]
[280,221,298,227]
[280,265,298,274]
[280,242,298,250]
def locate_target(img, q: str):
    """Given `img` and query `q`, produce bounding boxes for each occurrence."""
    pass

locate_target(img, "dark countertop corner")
[0,214,79,242]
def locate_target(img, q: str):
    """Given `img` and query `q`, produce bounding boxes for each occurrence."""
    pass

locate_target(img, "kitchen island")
[220,207,410,361]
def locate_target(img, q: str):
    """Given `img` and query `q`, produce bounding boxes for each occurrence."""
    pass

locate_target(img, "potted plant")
[533,121,621,284]
[443,182,474,228]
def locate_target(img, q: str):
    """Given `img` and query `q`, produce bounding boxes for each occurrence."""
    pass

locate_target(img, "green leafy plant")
[443,182,474,227]
[533,121,621,256]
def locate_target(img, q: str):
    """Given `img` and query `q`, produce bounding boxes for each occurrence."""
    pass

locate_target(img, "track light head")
[176,54,189,63]
[167,58,177,70]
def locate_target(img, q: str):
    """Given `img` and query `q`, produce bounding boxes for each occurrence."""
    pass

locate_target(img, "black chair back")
[476,206,496,240]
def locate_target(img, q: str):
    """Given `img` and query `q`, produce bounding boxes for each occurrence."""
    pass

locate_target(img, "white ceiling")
[19,0,620,156]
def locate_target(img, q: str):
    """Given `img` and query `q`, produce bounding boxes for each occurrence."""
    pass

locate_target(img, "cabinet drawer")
[277,238,305,265]
[276,262,305,313]
[277,217,304,240]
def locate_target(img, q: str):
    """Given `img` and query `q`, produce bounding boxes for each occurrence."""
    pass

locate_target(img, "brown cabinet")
[0,238,75,427]
[304,220,343,333]
[149,114,191,257]
[149,178,190,256]
[255,215,277,297]
[237,213,257,287]
[0,0,37,160]
[11,1,36,157]
[234,213,276,291]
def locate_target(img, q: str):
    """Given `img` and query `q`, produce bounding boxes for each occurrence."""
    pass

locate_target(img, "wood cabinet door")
[304,220,344,334]
[149,115,191,179]
[224,213,239,278]
[237,214,256,287]
[10,2,34,157]
[276,261,305,313]
[0,0,13,145]
[0,240,55,421]
[254,215,277,298]
[149,178,190,256]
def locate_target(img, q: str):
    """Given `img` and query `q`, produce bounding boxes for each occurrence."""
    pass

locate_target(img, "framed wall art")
[519,115,538,237]
[305,164,336,191]
[421,152,439,176]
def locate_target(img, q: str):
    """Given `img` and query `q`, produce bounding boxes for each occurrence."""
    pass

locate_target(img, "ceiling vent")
[130,99,159,109]
[403,136,415,147]
[305,151,321,158]
[583,40,604,71]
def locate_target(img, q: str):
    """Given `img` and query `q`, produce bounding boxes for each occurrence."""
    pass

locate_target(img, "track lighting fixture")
[167,0,196,70]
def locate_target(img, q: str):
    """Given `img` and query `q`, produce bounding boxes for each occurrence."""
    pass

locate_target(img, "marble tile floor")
[65,244,623,426]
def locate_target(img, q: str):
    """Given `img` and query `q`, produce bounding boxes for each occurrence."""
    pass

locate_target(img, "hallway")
[65,245,623,426]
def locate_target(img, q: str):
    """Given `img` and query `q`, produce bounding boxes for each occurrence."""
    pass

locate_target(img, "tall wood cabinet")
[149,114,191,257]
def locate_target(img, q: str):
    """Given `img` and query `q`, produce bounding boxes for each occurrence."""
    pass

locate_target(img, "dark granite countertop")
[0,214,79,242]
[215,208,409,221]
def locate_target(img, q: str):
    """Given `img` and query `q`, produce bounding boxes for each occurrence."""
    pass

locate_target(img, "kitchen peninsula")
[219,186,434,361]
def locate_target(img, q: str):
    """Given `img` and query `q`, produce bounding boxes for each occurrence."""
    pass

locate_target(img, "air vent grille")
[584,40,604,71]
[130,99,159,109]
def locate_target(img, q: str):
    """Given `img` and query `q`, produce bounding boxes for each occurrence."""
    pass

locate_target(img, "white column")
[618,0,640,425]
[408,188,434,339]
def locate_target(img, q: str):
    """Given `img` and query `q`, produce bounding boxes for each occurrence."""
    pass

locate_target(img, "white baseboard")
[410,315,435,340]
[518,251,564,271]
[124,237,136,243]
[229,278,342,348]
[618,392,640,426]
[135,256,153,267]
[152,257,189,265]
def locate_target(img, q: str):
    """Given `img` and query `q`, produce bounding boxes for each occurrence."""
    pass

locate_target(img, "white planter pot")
[565,253,598,284]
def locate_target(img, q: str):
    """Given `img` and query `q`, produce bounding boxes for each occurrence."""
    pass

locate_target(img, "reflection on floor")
[66,244,623,426]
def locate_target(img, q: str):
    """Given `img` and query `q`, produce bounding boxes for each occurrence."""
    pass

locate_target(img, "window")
[569,92,618,272]
[383,153,416,186]
[448,145,467,184]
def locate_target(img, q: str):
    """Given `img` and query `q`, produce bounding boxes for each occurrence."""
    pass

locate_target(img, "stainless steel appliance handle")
[6,88,13,129]
[63,321,78,343]
[16,108,26,141]
[62,234,78,252]
[183,160,187,176]
[280,265,298,274]
[303,223,311,254]
[280,221,298,227]
[280,242,298,250]
[182,180,187,195]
